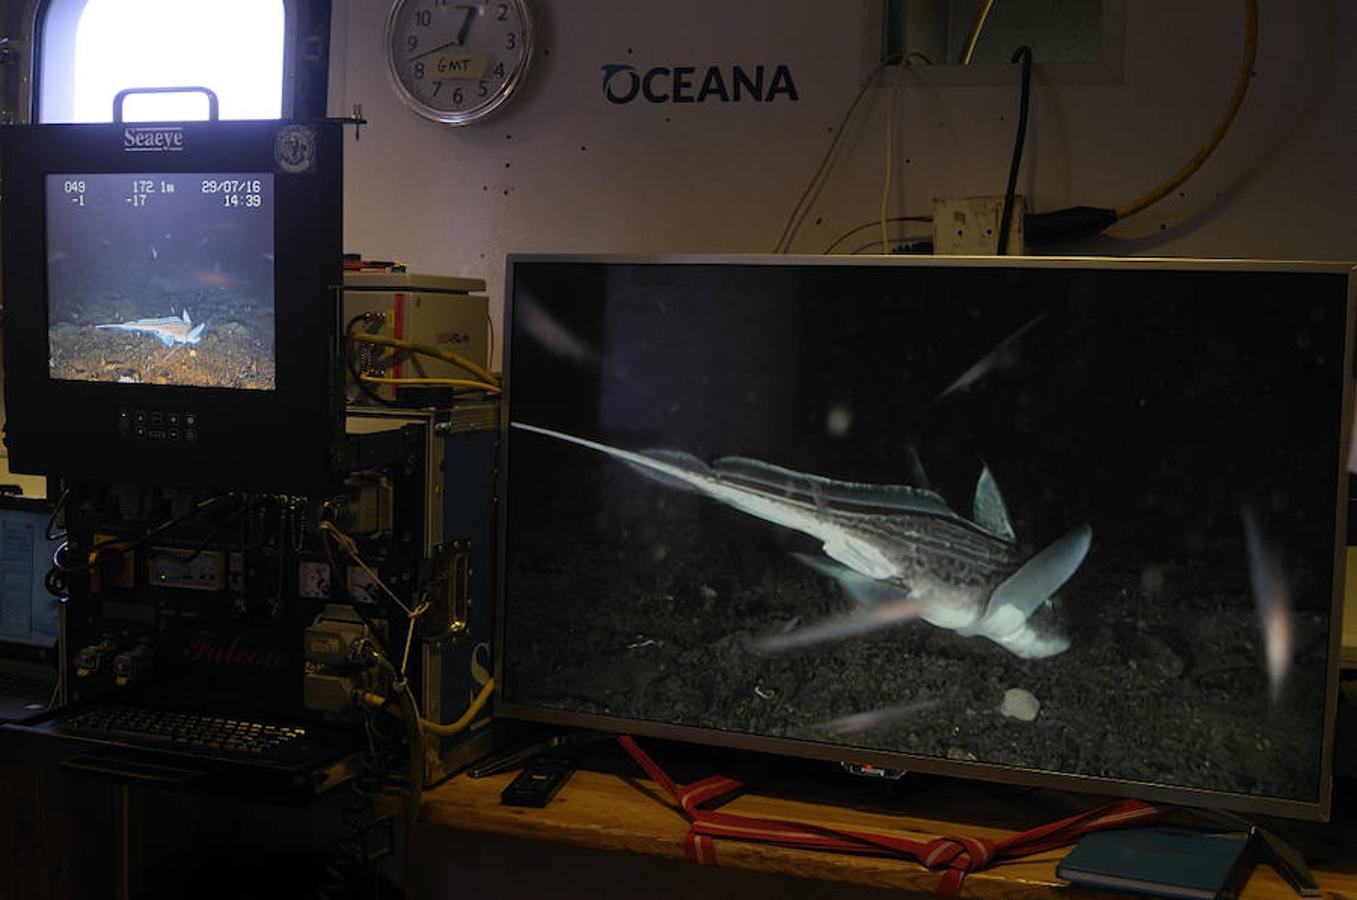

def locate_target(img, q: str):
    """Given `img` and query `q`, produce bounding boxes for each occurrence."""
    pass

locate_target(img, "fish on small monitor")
[45,173,276,390]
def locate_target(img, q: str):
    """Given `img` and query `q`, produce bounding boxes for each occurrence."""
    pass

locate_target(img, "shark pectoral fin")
[156,333,176,348]
[793,553,906,607]
[991,625,1071,659]
[188,323,206,342]
[755,598,921,652]
[980,523,1092,634]
[820,534,898,581]
[973,464,1015,542]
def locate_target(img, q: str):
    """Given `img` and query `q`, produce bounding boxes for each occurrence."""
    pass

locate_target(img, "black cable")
[44,566,68,599]
[52,493,240,574]
[183,501,250,563]
[996,45,1033,255]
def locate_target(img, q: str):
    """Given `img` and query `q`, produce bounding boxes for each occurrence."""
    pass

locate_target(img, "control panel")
[118,409,201,444]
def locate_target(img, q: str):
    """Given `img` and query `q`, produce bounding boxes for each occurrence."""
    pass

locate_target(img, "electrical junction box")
[343,272,490,404]
[344,403,500,785]
[933,195,1026,255]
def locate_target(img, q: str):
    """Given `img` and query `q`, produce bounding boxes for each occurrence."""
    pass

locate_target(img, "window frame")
[15,0,332,124]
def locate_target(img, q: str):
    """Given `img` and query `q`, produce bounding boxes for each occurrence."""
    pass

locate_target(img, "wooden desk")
[413,763,1357,899]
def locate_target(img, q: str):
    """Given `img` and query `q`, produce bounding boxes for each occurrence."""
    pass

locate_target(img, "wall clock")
[384,0,534,125]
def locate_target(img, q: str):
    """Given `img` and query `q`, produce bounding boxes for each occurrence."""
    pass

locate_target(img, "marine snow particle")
[700,584,718,602]
[999,687,1040,722]
[826,404,853,436]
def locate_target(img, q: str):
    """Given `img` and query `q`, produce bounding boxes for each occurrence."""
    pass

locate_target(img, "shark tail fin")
[976,524,1091,638]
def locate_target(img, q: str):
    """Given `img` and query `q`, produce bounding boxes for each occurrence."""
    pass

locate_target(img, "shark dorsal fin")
[973,464,1015,541]
[904,447,930,488]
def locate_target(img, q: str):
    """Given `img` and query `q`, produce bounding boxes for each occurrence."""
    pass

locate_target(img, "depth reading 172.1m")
[126,179,178,207]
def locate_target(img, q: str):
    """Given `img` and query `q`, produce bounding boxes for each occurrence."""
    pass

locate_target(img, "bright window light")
[44,0,286,123]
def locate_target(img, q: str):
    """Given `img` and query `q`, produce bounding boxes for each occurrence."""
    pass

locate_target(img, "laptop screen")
[0,506,60,649]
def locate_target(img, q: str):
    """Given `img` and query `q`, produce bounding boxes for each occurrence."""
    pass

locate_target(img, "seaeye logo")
[123,126,184,152]
[601,63,799,105]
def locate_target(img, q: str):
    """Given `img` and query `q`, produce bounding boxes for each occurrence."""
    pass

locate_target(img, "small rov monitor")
[1,121,344,492]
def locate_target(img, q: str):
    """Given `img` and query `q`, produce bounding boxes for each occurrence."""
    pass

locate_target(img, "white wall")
[337,0,1357,341]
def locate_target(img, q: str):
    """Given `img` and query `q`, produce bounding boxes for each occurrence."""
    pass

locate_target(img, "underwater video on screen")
[45,172,275,390]
[502,260,1350,808]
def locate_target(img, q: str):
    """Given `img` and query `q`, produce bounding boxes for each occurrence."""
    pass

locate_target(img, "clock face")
[385,0,533,125]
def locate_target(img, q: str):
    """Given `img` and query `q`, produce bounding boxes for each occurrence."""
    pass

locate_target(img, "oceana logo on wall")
[601,63,799,104]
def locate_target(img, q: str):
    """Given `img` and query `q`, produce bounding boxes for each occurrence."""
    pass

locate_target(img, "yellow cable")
[358,677,495,737]
[349,332,500,386]
[359,374,502,394]
[422,678,494,736]
[958,0,996,64]
[1115,0,1258,222]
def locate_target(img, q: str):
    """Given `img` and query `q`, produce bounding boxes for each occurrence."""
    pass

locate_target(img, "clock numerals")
[387,0,533,124]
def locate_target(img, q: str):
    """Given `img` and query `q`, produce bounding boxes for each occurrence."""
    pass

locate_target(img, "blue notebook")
[1056,827,1252,900]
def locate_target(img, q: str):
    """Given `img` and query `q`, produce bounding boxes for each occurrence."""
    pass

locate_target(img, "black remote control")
[500,757,575,808]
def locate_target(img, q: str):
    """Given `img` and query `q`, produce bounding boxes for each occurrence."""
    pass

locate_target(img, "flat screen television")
[497,255,1354,820]
[1,120,343,493]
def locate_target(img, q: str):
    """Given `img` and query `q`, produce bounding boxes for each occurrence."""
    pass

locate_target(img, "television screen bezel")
[0,119,344,493]
[494,253,1355,822]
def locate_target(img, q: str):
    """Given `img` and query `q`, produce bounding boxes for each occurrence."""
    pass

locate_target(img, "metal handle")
[112,86,220,123]
[61,753,204,787]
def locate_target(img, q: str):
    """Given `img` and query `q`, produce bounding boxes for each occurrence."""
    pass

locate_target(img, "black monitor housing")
[1,120,343,493]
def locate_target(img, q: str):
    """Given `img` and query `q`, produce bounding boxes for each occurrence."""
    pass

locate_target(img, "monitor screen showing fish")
[1,120,342,493]
[497,256,1355,820]
[45,172,275,390]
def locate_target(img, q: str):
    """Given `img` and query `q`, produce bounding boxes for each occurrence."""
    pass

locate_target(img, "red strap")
[616,735,1161,896]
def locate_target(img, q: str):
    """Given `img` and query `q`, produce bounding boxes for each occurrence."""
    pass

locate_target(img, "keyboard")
[62,705,308,758]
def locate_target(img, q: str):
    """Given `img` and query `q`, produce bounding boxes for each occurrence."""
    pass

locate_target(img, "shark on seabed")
[95,309,206,347]
[513,423,1092,659]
